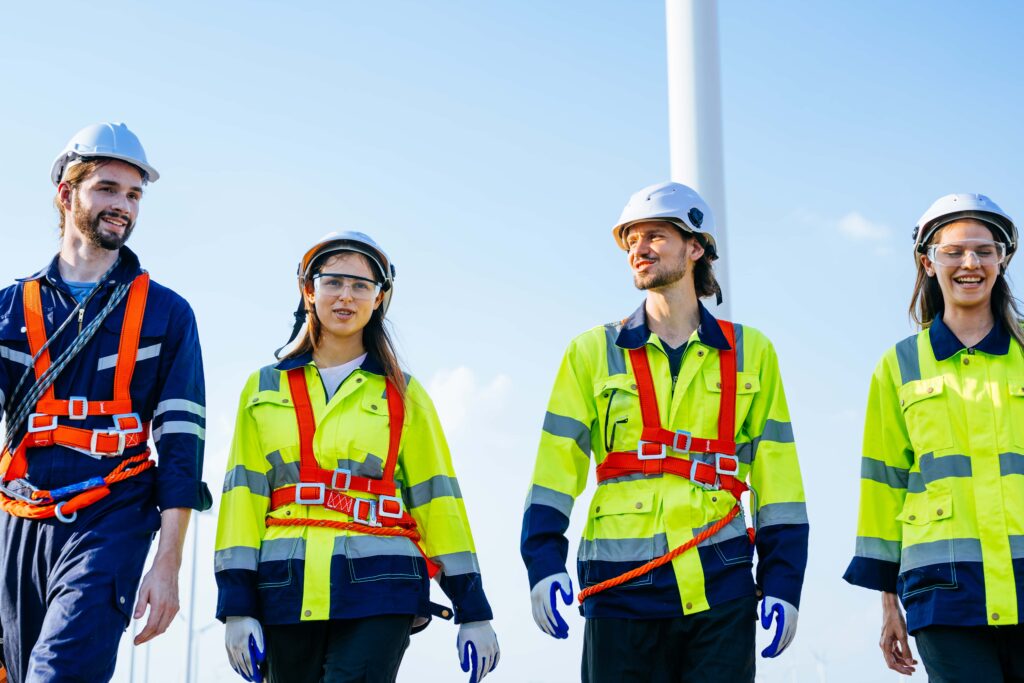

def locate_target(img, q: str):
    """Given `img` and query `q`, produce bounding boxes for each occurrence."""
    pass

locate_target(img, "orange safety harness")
[0,275,154,522]
[264,368,440,577]
[578,320,753,603]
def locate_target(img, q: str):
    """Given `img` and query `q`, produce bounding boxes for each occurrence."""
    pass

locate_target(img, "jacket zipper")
[77,307,85,335]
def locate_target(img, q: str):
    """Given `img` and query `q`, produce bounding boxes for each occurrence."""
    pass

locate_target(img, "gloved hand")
[457,620,500,683]
[530,572,573,639]
[225,616,266,681]
[760,596,798,658]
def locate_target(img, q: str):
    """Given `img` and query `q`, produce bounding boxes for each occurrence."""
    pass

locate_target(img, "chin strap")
[274,298,308,359]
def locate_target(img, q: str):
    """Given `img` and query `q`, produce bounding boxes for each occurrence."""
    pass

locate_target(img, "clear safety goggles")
[926,239,1007,267]
[312,273,382,301]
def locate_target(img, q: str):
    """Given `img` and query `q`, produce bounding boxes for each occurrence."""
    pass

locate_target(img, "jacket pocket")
[896,488,957,599]
[348,554,422,583]
[581,489,658,588]
[899,377,953,454]
[703,370,761,431]
[594,376,641,453]
[1007,378,1024,449]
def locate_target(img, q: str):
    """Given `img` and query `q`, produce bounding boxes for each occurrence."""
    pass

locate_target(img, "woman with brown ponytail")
[214,232,499,683]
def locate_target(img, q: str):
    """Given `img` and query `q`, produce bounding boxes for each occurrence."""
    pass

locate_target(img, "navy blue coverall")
[0,248,212,682]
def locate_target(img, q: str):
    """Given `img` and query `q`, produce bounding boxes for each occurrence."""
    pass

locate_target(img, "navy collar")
[928,313,1010,361]
[275,350,386,376]
[615,300,731,351]
[19,246,143,288]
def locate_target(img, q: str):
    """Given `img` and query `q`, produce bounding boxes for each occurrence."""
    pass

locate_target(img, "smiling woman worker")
[214,232,499,683]
[844,194,1024,681]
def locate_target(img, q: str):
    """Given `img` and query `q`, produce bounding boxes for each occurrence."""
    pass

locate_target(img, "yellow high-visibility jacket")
[521,302,809,618]
[214,352,492,625]
[844,315,1024,633]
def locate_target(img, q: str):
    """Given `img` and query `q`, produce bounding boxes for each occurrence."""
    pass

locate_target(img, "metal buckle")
[112,413,144,434]
[330,468,352,491]
[377,494,404,519]
[672,430,692,454]
[90,430,126,456]
[688,459,718,490]
[636,440,667,460]
[27,414,58,433]
[68,397,88,420]
[715,453,740,476]
[352,498,381,527]
[294,482,326,505]
[54,501,78,524]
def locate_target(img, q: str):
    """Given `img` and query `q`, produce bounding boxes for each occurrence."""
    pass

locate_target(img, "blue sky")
[1,2,1022,681]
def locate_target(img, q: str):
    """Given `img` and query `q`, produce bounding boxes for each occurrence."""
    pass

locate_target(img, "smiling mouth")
[954,275,983,286]
[100,213,128,230]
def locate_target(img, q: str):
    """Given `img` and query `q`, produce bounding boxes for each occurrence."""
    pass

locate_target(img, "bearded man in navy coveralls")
[0,123,212,682]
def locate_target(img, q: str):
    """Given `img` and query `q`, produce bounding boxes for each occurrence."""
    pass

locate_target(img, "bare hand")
[133,558,180,645]
[879,592,917,675]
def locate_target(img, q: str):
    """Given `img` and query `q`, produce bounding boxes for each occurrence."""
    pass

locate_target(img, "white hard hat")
[51,122,159,186]
[612,181,718,258]
[913,193,1016,257]
[297,230,396,314]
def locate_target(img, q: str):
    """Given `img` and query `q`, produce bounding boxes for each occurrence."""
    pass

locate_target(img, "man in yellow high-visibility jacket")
[520,181,809,682]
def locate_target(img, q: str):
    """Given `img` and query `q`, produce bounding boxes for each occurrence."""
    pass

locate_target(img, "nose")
[962,250,981,268]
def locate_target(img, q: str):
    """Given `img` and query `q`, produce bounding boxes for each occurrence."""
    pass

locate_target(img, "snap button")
[697,350,705,357]
[744,382,752,390]
[716,382,721,389]
[356,378,363,383]
[908,514,917,521]
[927,387,934,394]
[936,508,943,516]
[282,398,290,404]
[711,496,718,503]
[685,602,693,610]
[963,357,970,365]
[634,502,643,509]
[371,404,378,410]
[630,384,637,390]
[993,612,1000,621]
[252,398,259,403]
[20,326,26,333]
[442,609,451,618]
[603,392,609,398]
[285,510,292,516]
[595,506,601,513]
[304,610,312,617]
[900,399,905,406]
[119,596,125,604]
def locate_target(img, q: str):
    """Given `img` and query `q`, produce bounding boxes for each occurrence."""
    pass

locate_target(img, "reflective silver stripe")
[578,534,669,562]
[154,398,206,418]
[543,412,591,456]
[260,537,305,562]
[604,323,626,375]
[265,452,300,490]
[153,421,205,442]
[901,538,981,571]
[895,335,921,385]
[259,364,281,392]
[735,439,757,465]
[734,323,745,372]
[340,534,420,558]
[405,475,462,508]
[760,420,794,444]
[524,484,574,517]
[223,465,270,497]
[432,551,481,576]
[855,536,901,563]
[1000,453,1024,477]
[598,472,663,486]
[757,502,808,528]
[861,457,909,489]
[97,343,161,371]
[1011,535,1024,558]
[0,345,32,368]
[215,546,259,572]
[695,514,748,547]
[910,453,972,494]
[332,455,384,480]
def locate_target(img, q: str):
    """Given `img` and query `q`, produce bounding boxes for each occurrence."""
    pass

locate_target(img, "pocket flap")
[896,489,953,525]
[361,391,389,415]
[594,374,639,398]
[247,391,294,409]
[1009,377,1024,398]
[593,490,655,517]
[704,370,760,394]
[899,376,945,411]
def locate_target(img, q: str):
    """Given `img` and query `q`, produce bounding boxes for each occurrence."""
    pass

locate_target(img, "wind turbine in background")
[665,0,729,317]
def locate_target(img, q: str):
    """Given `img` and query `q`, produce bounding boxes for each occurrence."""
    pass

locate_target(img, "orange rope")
[577,504,743,604]
[266,517,441,577]
[0,453,153,520]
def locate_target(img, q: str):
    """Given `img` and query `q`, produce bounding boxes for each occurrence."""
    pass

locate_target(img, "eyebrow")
[94,179,144,195]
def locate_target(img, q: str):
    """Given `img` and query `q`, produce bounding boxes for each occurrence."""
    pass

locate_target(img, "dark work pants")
[0,484,158,683]
[264,615,414,683]
[582,595,757,683]
[916,624,1024,683]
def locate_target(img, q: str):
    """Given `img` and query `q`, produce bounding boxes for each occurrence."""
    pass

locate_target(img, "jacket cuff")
[440,573,494,624]
[215,569,260,622]
[843,557,900,594]
[157,478,213,512]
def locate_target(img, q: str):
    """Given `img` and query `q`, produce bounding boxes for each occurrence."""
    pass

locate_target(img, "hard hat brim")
[51,153,160,186]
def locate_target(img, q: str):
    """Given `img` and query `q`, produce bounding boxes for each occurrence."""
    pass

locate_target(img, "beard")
[633,260,688,290]
[73,205,135,251]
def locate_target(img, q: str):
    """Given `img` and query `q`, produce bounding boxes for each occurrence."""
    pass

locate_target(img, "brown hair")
[691,240,722,302]
[53,159,108,236]
[285,253,407,396]
[909,222,1024,349]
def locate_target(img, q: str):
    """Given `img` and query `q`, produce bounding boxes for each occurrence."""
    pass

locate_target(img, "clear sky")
[1,1,1022,681]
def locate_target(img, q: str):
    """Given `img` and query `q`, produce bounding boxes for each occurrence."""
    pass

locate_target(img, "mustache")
[98,210,131,223]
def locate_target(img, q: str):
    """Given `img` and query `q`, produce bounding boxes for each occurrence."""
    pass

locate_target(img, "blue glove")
[760,596,798,658]
[457,621,499,683]
[225,616,265,681]
[530,572,573,639]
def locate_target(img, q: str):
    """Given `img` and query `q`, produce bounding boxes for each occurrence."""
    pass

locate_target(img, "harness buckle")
[330,468,352,491]
[377,494,404,519]
[112,413,144,434]
[90,430,126,456]
[714,453,740,476]
[636,440,667,460]
[352,498,381,527]
[672,430,692,454]
[27,414,58,433]
[688,459,719,490]
[294,482,326,505]
[68,397,89,420]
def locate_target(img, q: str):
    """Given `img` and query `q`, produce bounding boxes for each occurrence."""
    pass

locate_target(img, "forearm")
[154,507,192,569]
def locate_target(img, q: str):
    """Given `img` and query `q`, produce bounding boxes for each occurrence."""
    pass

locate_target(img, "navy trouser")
[264,615,414,683]
[0,481,159,683]
[916,624,1024,682]
[582,595,757,683]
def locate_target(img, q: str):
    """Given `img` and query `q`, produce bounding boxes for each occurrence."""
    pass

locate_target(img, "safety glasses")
[311,273,382,300]
[926,239,1007,267]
